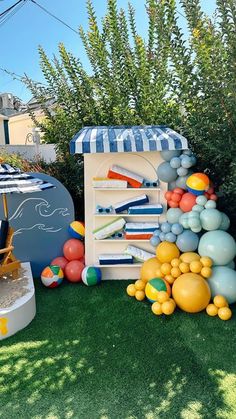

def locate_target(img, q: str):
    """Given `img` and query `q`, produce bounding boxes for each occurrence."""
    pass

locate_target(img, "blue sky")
[0,0,216,102]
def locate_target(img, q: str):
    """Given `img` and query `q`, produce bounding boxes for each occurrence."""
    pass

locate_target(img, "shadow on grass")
[0,280,236,419]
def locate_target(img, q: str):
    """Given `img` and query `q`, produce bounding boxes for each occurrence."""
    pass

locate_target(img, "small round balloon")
[65,260,84,282]
[63,239,84,261]
[157,162,178,183]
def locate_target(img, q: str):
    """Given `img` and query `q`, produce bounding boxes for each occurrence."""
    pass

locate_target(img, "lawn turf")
[0,279,236,419]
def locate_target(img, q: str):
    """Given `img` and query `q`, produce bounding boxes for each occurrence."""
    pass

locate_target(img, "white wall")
[0,144,56,162]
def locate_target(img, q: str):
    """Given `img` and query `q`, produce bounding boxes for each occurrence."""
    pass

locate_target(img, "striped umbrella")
[0,163,55,220]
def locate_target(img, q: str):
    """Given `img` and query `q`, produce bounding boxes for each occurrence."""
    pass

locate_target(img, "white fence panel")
[0,144,56,162]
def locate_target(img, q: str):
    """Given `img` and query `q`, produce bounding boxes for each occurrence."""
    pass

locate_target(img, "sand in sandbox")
[0,266,30,309]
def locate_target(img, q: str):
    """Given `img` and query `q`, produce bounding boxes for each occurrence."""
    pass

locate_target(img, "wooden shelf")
[94,263,142,268]
[93,187,160,191]
[94,213,161,217]
[95,239,151,242]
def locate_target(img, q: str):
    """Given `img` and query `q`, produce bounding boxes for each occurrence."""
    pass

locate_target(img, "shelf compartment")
[94,239,151,242]
[94,263,142,268]
[94,213,161,217]
[93,187,161,191]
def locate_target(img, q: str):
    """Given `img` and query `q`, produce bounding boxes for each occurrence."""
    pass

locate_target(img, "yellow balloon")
[127,284,136,297]
[165,274,175,285]
[201,267,212,279]
[140,257,161,282]
[206,304,218,316]
[155,268,164,278]
[213,295,228,308]
[135,290,145,301]
[156,242,180,263]
[162,300,175,315]
[169,298,176,309]
[200,257,213,268]
[157,291,169,304]
[161,263,172,276]
[180,252,200,264]
[218,307,232,321]
[171,267,182,278]
[190,261,203,273]
[179,262,190,273]
[152,302,162,315]
[171,258,180,267]
[135,279,145,291]
[172,273,211,313]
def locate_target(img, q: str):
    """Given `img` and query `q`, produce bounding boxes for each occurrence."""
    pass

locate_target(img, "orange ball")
[206,304,218,316]
[156,242,180,263]
[171,258,180,267]
[161,263,172,276]
[200,257,213,268]
[152,302,162,315]
[169,200,179,208]
[126,284,136,297]
[140,257,162,282]
[165,274,175,285]
[135,290,145,301]
[157,291,169,304]
[172,273,211,313]
[190,261,203,273]
[213,295,228,308]
[179,192,196,212]
[135,279,145,291]
[162,300,175,315]
[201,267,212,279]
[179,262,190,273]
[165,191,173,201]
[218,307,232,321]
[171,193,182,203]
[171,267,182,278]
[169,298,176,309]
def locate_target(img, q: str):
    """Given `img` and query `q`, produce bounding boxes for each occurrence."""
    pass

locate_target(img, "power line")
[30,0,80,36]
[0,0,28,28]
[0,0,23,17]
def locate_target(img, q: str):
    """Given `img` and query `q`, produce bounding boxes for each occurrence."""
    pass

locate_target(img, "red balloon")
[171,193,182,203]
[63,239,84,261]
[210,194,218,201]
[179,193,196,212]
[165,191,172,201]
[79,255,85,264]
[169,200,179,208]
[173,187,185,195]
[51,256,68,270]
[65,260,84,282]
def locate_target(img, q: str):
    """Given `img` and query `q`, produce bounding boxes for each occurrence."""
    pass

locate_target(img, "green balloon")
[200,209,222,231]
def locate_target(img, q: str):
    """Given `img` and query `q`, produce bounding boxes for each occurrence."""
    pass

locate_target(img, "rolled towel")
[114,194,149,213]
[93,177,128,188]
[124,245,155,262]
[128,204,163,215]
[99,254,133,265]
[93,218,126,240]
[107,165,143,188]
[125,222,159,232]
[125,232,153,240]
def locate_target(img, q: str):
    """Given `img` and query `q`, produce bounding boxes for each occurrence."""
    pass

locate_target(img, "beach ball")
[179,193,196,212]
[186,173,210,195]
[172,273,211,313]
[145,278,171,303]
[140,257,161,282]
[65,260,84,282]
[63,239,84,261]
[208,267,236,304]
[68,221,85,240]
[176,230,199,252]
[41,265,64,288]
[81,266,102,286]
[51,256,68,270]
[156,242,180,263]
[198,230,236,266]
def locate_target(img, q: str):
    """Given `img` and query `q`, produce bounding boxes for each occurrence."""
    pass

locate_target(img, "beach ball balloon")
[81,266,102,286]
[145,278,171,303]
[208,266,236,304]
[41,265,64,288]
[172,273,211,313]
[198,230,236,266]
[68,221,85,240]
[186,173,210,196]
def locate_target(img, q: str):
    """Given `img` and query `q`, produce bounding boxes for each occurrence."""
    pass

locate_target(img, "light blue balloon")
[157,162,178,183]
[200,209,222,231]
[219,212,230,231]
[182,150,192,156]
[188,217,201,229]
[182,219,190,229]
[188,210,200,218]
[160,150,181,162]
[190,155,197,166]
[168,181,177,190]
[204,200,216,209]
[198,230,236,266]
[226,260,235,269]
[196,195,208,206]
[150,236,161,247]
[170,157,181,169]
[191,226,202,233]
[171,223,183,235]
[159,232,166,242]
[176,230,199,252]
[208,266,236,304]
[165,232,177,243]
[181,156,193,169]
[192,204,204,213]
[177,167,188,176]
[153,229,161,236]
[161,222,171,233]
[166,208,183,224]
[175,175,189,190]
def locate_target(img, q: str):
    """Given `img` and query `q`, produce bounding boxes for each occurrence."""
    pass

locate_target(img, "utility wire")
[30,0,80,36]
[0,0,23,17]
[0,0,28,28]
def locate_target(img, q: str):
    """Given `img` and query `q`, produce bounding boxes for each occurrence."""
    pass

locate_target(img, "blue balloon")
[177,167,188,176]
[171,223,183,235]
[181,156,193,169]
[165,232,177,243]
[198,230,236,266]
[182,149,192,156]
[170,157,181,169]
[160,222,171,233]
[196,195,208,206]
[160,150,181,161]
[153,229,161,236]
[150,236,161,247]
[166,208,183,224]
[176,230,199,252]
[157,162,178,183]
[219,213,230,231]
[175,175,189,189]
[190,155,197,166]
[159,232,166,242]
[168,181,177,190]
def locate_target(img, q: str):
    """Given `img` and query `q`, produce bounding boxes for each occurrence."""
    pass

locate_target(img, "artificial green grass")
[1,280,236,419]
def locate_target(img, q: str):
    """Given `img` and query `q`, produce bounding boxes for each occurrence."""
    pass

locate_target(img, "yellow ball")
[171,258,180,267]
[179,262,190,273]
[213,295,228,308]
[171,267,182,278]
[218,307,232,321]
[206,304,218,316]
[151,302,162,315]
[157,291,169,304]
[135,279,145,291]
[169,298,176,309]
[140,257,161,283]
[127,284,136,297]
[172,273,211,313]
[135,290,145,301]
[162,300,175,315]
[201,267,212,279]
[190,260,203,274]
[200,257,213,268]
[161,263,172,276]
[180,252,200,264]
[165,274,175,285]
[156,242,180,263]
[155,268,164,278]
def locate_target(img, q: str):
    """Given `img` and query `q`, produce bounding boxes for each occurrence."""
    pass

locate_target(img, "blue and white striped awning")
[70,126,188,154]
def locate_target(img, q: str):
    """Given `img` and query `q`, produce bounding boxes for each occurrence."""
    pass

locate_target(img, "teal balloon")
[198,230,236,266]
[160,150,181,161]
[157,162,178,183]
[181,156,193,169]
[192,204,204,213]
[161,222,171,233]
[175,174,190,189]
[188,217,201,229]
[204,200,216,209]
[219,212,230,231]
[166,208,183,224]
[208,266,236,304]
[200,209,222,231]
[176,230,199,252]
[170,157,181,169]
[168,181,177,190]
[226,260,235,269]
[196,195,208,206]
[177,167,188,176]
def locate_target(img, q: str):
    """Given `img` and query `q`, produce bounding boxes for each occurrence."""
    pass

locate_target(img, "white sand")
[0,266,30,309]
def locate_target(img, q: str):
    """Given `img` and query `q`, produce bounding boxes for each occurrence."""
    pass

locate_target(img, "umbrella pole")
[3,193,8,220]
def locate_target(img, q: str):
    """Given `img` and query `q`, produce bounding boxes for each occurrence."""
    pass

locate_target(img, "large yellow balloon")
[140,257,161,282]
[172,273,211,313]
[156,242,180,263]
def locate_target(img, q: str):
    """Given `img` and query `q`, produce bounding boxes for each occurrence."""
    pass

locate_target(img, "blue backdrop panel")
[0,173,75,277]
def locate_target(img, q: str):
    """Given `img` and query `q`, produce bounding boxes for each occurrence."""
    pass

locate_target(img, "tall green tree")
[24,0,236,232]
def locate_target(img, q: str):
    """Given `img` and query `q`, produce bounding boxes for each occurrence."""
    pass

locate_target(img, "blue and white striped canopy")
[70,126,188,154]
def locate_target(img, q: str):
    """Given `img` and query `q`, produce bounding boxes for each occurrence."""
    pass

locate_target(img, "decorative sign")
[0,173,75,277]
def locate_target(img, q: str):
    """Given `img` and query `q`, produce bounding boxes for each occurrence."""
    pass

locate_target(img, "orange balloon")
[172,273,211,313]
[156,242,180,263]
[179,193,196,212]
[140,257,161,282]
